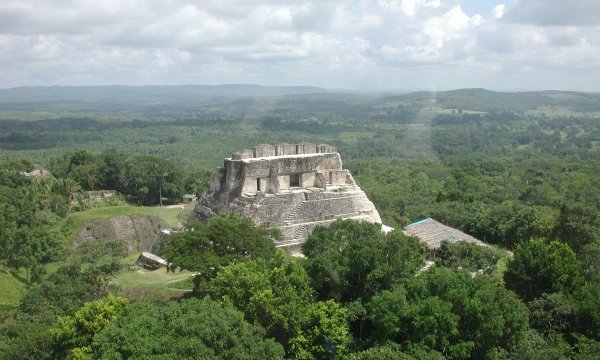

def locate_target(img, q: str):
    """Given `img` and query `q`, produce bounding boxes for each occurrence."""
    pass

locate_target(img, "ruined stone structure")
[193,143,382,251]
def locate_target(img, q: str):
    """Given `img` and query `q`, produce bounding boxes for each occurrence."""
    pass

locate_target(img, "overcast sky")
[1,0,599,91]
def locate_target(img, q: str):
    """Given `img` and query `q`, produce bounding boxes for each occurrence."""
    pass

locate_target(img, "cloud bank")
[1,0,599,91]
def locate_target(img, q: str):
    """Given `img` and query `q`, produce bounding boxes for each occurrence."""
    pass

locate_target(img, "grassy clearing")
[60,205,186,244]
[1,258,75,310]
[488,244,512,281]
[493,257,508,281]
[322,130,375,142]
[0,264,27,310]
[112,263,195,301]
[36,204,194,301]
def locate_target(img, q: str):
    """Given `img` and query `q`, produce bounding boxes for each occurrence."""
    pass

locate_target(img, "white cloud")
[503,0,600,26]
[0,0,599,90]
[332,5,382,33]
[492,4,505,20]
[378,0,441,16]
[423,6,472,49]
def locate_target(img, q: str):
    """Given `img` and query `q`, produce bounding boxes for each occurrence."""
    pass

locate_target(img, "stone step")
[293,225,306,241]
[275,240,303,250]
[278,212,373,227]
[275,239,301,246]
[285,201,306,221]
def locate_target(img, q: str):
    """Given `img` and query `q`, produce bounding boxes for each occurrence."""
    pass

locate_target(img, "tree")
[503,205,558,248]
[0,239,125,360]
[572,284,600,340]
[50,177,81,199]
[348,344,445,360]
[504,238,582,301]
[301,220,425,344]
[20,264,107,317]
[69,239,127,291]
[148,160,169,206]
[212,252,314,350]
[97,148,126,190]
[455,275,529,358]
[505,330,573,360]
[212,252,351,358]
[183,169,212,196]
[369,268,529,359]
[120,155,183,205]
[20,240,126,317]
[301,220,424,303]
[91,298,284,359]
[52,295,128,359]
[580,240,600,283]
[572,334,600,360]
[0,158,34,173]
[528,292,575,336]
[0,313,56,360]
[1,185,65,282]
[161,215,279,288]
[554,203,600,255]
[435,241,499,274]
[50,149,100,191]
[289,300,350,360]
[369,286,461,357]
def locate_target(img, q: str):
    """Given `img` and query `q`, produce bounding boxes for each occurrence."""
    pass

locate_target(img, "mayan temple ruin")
[192,143,382,251]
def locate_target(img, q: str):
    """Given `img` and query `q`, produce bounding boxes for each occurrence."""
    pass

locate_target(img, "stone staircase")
[285,201,306,222]
[292,224,306,241]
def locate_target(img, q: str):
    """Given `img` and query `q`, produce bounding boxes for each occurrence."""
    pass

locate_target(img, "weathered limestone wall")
[74,215,167,253]
[301,173,316,188]
[242,153,341,177]
[278,175,290,191]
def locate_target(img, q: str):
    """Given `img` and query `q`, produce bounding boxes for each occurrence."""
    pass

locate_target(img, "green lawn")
[18,204,194,302]
[112,258,195,300]
[60,204,189,245]
[0,264,27,312]
[488,244,512,281]
[493,256,509,281]
[1,251,195,310]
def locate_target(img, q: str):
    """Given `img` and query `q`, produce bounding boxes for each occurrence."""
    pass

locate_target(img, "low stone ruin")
[137,252,170,270]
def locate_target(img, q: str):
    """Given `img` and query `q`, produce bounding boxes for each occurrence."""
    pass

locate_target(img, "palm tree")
[148,161,169,206]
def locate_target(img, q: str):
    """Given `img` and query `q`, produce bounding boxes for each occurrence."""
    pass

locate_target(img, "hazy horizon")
[1,84,598,95]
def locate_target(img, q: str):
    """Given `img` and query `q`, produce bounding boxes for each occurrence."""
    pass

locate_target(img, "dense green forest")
[1,87,600,359]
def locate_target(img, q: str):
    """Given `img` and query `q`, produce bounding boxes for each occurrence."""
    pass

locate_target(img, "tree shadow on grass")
[6,269,29,285]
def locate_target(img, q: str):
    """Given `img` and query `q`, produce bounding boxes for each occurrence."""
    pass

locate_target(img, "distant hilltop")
[1,86,599,115]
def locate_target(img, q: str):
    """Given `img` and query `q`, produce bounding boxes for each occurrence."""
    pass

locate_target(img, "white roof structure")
[381,224,395,234]
[139,252,170,266]
[404,217,488,250]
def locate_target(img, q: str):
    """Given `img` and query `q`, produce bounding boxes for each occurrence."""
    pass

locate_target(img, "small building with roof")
[182,194,197,203]
[404,217,488,253]
[137,252,171,270]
